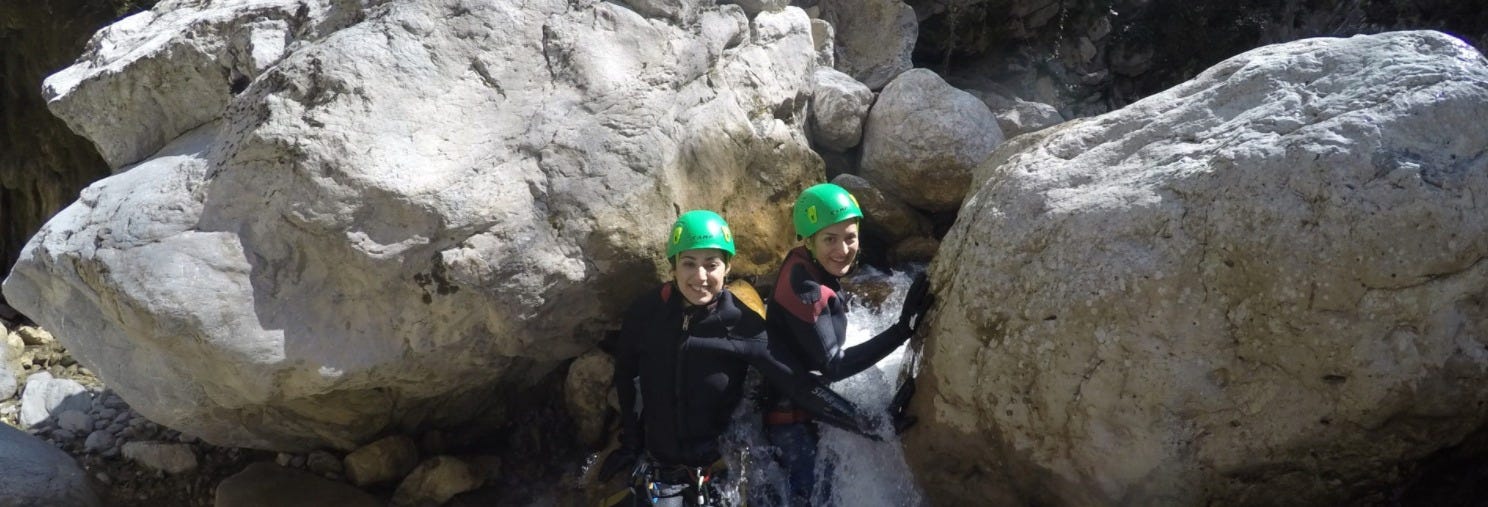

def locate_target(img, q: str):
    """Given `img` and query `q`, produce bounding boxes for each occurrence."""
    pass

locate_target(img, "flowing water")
[719,265,928,506]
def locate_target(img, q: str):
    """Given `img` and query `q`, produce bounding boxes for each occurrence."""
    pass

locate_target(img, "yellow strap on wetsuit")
[727,279,766,318]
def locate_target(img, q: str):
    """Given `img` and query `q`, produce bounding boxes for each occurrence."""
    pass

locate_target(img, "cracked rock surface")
[908,31,1488,506]
[4,0,826,451]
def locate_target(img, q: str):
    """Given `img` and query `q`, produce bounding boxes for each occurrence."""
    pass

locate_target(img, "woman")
[762,183,932,505]
[599,210,880,506]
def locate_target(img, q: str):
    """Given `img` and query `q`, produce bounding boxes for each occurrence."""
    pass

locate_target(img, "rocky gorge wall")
[2,0,1487,505]
[0,0,155,283]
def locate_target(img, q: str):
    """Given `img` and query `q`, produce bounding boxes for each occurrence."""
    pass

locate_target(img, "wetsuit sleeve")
[778,263,913,381]
[687,319,878,438]
[610,295,648,451]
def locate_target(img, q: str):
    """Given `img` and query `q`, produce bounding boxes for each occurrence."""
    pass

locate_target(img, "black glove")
[896,273,933,333]
[597,446,640,482]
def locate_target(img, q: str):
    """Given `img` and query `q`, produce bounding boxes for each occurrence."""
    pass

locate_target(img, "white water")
[720,265,928,506]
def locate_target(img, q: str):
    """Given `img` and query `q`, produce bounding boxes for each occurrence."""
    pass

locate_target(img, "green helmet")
[792,183,863,239]
[666,210,736,259]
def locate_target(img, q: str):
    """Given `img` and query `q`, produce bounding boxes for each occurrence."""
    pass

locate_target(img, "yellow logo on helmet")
[806,205,818,224]
[849,194,859,208]
[672,226,683,244]
[722,225,732,243]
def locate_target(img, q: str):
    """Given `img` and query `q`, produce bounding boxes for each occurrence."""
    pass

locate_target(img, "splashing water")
[720,265,928,506]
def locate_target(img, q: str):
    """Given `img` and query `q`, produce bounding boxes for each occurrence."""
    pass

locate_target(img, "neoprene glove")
[896,273,933,333]
[597,446,640,482]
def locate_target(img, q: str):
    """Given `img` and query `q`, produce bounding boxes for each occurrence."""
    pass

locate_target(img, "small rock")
[103,396,128,409]
[215,462,380,507]
[391,456,482,507]
[84,431,114,453]
[57,409,93,433]
[97,408,117,420]
[94,471,111,485]
[290,456,306,468]
[0,363,17,400]
[16,326,54,346]
[275,452,294,467]
[113,412,131,424]
[51,429,76,442]
[343,435,419,487]
[306,450,343,476]
[122,441,198,474]
[19,372,91,427]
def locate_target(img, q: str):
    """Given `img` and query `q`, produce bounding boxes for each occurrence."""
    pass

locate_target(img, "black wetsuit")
[761,246,912,504]
[611,282,869,468]
[766,246,911,383]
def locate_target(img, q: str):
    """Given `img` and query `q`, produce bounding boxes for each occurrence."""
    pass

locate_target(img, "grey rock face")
[810,68,875,152]
[6,1,827,451]
[860,69,1004,212]
[818,0,916,89]
[907,31,1488,506]
[215,462,381,507]
[0,423,101,507]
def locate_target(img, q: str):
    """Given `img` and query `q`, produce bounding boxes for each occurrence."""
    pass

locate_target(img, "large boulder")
[860,69,1003,212]
[215,462,381,507]
[4,1,827,451]
[0,423,101,507]
[907,31,1488,506]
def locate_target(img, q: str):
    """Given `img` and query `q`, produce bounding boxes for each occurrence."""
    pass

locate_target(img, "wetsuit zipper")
[674,311,691,448]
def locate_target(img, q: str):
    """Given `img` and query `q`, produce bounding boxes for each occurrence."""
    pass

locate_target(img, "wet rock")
[343,435,419,487]
[831,174,931,243]
[19,372,90,427]
[215,462,380,507]
[0,423,101,506]
[810,68,874,152]
[860,69,1004,212]
[391,456,482,507]
[909,31,1488,506]
[564,350,616,448]
[122,441,198,474]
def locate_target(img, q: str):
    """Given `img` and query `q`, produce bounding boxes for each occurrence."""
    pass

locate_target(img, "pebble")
[107,422,125,434]
[53,429,76,442]
[95,472,111,485]
[113,412,131,424]
[97,408,118,420]
[85,430,114,453]
[57,409,93,433]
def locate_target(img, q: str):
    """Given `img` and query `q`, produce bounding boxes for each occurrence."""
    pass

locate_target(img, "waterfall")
[722,265,928,506]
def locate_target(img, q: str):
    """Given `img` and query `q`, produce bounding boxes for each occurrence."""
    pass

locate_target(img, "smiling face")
[808,219,860,278]
[673,248,730,306]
